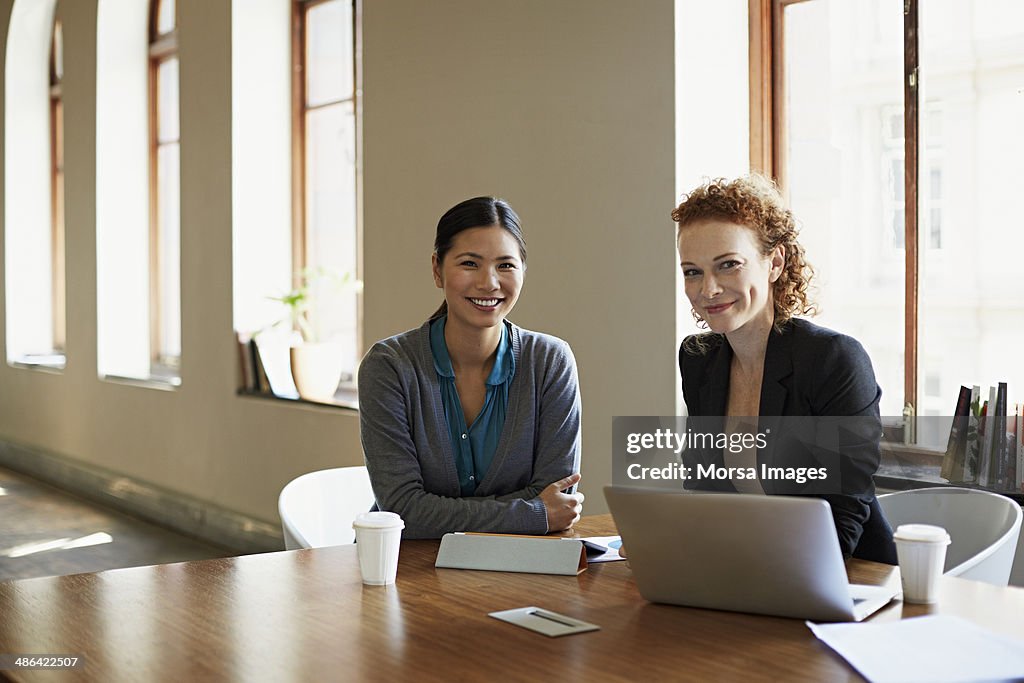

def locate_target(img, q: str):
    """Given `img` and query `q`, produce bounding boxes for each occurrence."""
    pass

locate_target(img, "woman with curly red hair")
[673,174,896,563]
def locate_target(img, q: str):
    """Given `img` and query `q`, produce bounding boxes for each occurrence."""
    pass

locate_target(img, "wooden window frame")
[148,0,179,371]
[754,0,921,411]
[50,17,65,354]
[291,0,307,286]
[291,0,359,289]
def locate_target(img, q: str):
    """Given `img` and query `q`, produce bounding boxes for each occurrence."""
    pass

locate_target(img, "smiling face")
[677,219,784,337]
[432,225,525,332]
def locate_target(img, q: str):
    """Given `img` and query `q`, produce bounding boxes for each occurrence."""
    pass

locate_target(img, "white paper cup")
[352,512,405,586]
[893,523,950,604]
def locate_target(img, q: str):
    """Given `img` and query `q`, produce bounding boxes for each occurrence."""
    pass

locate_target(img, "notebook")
[604,486,898,622]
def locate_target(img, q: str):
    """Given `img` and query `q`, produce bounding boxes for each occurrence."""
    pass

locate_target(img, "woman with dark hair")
[673,175,897,564]
[358,197,584,539]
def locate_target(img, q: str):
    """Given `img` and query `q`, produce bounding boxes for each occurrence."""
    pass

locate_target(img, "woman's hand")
[538,472,584,531]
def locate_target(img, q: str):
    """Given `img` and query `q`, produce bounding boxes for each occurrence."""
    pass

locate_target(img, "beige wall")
[0,0,677,525]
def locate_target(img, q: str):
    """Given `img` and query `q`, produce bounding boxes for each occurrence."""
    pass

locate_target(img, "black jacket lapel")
[758,323,795,492]
[699,337,732,416]
[760,324,793,415]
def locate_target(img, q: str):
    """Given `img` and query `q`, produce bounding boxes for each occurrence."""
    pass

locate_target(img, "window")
[761,0,1024,416]
[229,0,359,404]
[231,0,293,342]
[149,0,180,373]
[96,0,175,383]
[293,0,360,385]
[881,105,905,251]
[4,0,64,368]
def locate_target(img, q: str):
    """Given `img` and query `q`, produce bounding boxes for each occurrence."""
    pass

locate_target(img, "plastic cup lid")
[352,511,405,530]
[893,523,950,544]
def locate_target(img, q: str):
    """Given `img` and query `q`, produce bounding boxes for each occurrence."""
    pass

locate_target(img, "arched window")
[149,0,180,372]
[294,0,360,384]
[50,17,65,354]
[96,0,159,381]
[4,0,64,368]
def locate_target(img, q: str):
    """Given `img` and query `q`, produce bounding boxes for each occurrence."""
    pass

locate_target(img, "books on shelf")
[252,339,272,394]
[255,332,299,399]
[964,385,982,484]
[1016,403,1024,493]
[978,386,997,487]
[942,381,1021,493]
[940,386,971,483]
[1007,400,1021,493]
[236,331,256,392]
[993,383,1009,489]
[235,329,299,399]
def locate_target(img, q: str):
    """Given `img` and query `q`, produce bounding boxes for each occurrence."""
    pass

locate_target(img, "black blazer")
[679,318,896,563]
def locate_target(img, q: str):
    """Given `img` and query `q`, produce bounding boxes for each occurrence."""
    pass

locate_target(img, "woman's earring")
[691,308,709,330]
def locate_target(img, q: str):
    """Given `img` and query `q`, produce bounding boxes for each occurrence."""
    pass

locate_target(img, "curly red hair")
[672,174,816,343]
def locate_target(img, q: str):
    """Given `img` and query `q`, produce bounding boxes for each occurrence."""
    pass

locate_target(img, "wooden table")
[1,515,1022,682]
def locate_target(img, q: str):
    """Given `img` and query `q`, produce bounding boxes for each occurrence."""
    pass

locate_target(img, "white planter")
[290,342,344,402]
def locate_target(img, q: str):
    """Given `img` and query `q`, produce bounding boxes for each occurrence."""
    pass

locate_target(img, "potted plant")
[269,267,362,402]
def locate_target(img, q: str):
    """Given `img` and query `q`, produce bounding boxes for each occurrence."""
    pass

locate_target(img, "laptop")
[604,486,898,622]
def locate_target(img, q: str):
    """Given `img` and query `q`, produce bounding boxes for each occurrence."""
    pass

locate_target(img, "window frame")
[49,17,65,354]
[292,0,359,280]
[148,0,180,372]
[290,0,362,386]
[754,0,922,411]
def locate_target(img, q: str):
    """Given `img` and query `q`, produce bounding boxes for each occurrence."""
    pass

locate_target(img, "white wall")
[0,0,677,524]
[361,0,678,514]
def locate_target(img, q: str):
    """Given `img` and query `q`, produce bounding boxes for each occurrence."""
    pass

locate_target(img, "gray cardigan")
[358,320,582,539]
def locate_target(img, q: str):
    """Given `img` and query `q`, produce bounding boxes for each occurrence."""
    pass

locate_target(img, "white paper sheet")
[807,615,1024,683]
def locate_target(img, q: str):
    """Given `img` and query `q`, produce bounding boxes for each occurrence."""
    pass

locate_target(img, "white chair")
[278,466,376,549]
[878,487,1023,586]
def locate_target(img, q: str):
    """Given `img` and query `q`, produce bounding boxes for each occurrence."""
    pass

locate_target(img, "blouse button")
[461,433,468,439]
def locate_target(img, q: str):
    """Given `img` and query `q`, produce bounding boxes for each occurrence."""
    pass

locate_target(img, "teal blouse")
[429,316,515,496]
